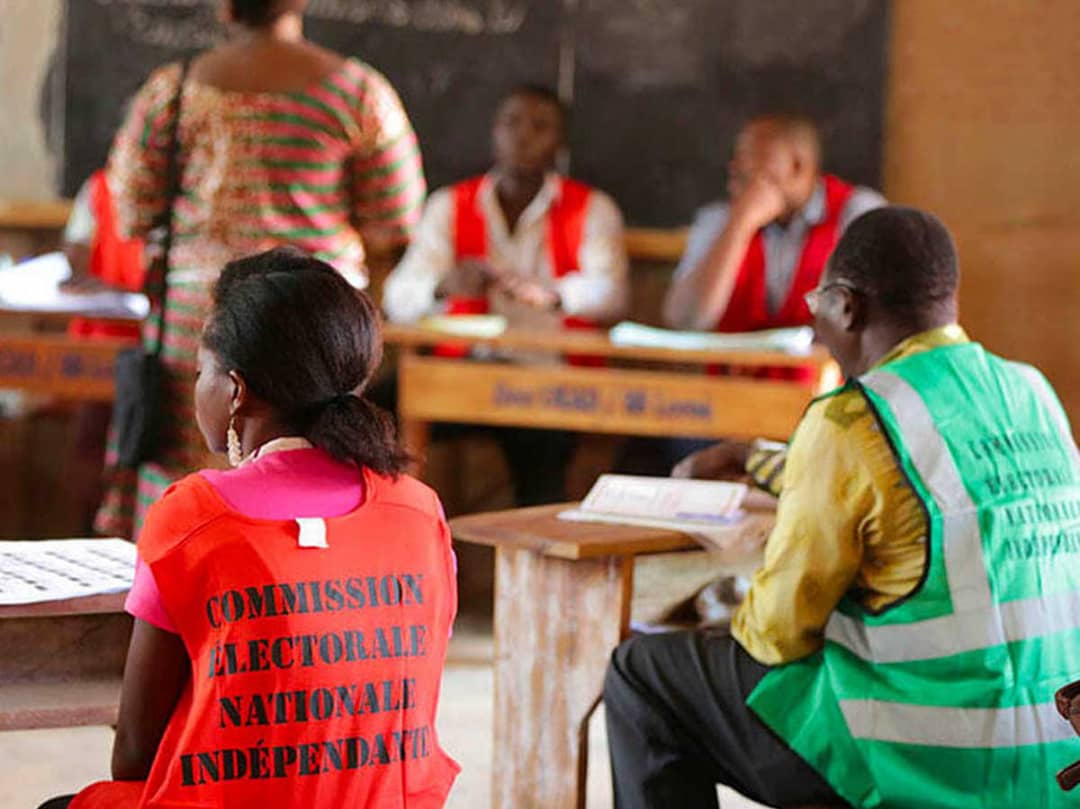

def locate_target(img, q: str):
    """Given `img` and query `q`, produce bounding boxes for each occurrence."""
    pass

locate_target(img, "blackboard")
[55,0,889,227]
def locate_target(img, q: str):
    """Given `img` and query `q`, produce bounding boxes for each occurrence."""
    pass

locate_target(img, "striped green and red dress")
[94,58,425,539]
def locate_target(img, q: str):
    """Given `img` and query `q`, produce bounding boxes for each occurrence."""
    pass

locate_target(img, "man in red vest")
[382,85,628,505]
[663,114,884,333]
[383,84,627,336]
[617,115,885,477]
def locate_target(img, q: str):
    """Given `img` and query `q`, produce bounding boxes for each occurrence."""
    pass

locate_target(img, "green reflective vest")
[748,342,1080,808]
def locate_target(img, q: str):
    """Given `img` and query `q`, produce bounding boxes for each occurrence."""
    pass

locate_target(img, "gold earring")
[227,416,243,467]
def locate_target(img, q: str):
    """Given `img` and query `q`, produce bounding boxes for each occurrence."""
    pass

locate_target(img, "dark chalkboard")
[56,0,888,227]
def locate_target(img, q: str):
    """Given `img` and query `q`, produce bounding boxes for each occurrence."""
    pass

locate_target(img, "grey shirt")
[671,180,886,324]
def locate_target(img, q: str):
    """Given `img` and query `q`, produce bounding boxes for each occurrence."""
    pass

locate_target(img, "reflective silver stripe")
[1009,361,1080,471]
[831,367,1080,663]
[839,699,1074,748]
[860,370,993,611]
[825,587,1080,663]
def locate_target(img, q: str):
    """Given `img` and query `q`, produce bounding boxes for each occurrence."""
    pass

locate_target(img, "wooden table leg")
[492,546,633,809]
[401,415,430,477]
[396,348,430,477]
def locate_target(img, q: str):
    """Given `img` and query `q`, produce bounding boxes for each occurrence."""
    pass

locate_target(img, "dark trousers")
[603,630,846,809]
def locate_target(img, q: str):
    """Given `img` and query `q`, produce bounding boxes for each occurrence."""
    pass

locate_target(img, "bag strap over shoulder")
[148,57,191,359]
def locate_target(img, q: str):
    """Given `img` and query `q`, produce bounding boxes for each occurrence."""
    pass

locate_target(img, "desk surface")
[451,495,774,561]
[0,199,72,231]
[0,304,143,326]
[0,310,823,370]
[384,323,830,369]
[451,503,698,560]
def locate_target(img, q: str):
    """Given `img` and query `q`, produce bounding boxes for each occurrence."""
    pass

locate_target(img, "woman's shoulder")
[370,472,445,521]
[327,58,407,110]
[137,473,230,562]
[126,61,186,111]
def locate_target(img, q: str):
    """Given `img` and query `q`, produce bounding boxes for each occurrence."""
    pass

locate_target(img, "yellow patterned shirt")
[732,325,970,665]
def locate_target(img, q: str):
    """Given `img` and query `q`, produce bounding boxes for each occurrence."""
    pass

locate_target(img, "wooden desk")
[450,499,771,809]
[0,199,72,259]
[386,323,837,468]
[0,332,135,401]
[0,590,131,731]
[0,299,140,400]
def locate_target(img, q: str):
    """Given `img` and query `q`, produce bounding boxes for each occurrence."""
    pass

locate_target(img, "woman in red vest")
[42,248,458,809]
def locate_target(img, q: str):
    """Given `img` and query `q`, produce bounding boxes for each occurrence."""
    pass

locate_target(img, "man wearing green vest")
[604,206,1080,808]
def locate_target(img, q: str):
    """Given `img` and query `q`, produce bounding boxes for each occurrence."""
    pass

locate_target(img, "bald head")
[728,114,822,216]
[812,206,960,379]
[749,114,822,169]
[829,206,959,327]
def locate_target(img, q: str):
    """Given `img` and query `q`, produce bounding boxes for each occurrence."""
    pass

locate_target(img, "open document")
[0,538,136,606]
[559,474,775,552]
[608,321,814,354]
[0,251,149,319]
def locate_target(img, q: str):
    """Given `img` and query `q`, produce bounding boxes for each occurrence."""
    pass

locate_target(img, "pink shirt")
[125,448,366,632]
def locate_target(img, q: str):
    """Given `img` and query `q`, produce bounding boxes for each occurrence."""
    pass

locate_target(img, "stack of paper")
[560,474,776,554]
[0,539,136,606]
[559,474,748,532]
[417,314,508,338]
[0,252,149,319]
[608,321,814,355]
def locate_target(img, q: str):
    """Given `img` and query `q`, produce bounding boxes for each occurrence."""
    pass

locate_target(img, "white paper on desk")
[608,321,814,355]
[0,252,149,319]
[568,474,747,525]
[0,538,136,606]
[417,314,507,338]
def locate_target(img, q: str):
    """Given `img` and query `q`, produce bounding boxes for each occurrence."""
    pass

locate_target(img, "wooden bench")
[0,591,131,731]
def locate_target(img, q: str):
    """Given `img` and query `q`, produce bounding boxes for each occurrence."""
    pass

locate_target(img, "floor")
[3,615,764,809]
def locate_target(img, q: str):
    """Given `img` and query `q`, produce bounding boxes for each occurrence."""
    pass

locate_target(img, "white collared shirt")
[383,172,629,332]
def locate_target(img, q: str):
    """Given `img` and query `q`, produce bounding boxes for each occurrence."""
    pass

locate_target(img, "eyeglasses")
[804,281,859,316]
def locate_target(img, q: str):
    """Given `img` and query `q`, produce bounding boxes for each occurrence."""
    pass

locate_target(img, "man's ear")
[839,288,867,333]
[227,370,248,417]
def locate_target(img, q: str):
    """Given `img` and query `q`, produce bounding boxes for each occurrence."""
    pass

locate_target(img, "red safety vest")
[439,175,601,365]
[72,470,459,809]
[715,175,854,333]
[712,175,854,383]
[68,170,145,341]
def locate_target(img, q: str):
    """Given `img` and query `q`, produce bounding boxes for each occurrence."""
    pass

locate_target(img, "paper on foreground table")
[608,321,814,354]
[576,473,747,522]
[0,538,136,606]
[417,313,508,338]
[559,474,775,552]
[0,251,149,319]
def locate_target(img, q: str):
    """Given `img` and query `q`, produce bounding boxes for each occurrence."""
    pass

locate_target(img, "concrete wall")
[0,0,62,200]
[885,0,1080,421]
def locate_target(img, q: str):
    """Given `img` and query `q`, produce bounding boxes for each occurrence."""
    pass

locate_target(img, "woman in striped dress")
[94,0,426,538]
